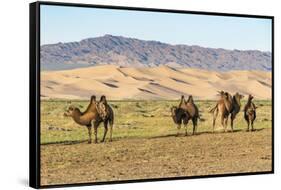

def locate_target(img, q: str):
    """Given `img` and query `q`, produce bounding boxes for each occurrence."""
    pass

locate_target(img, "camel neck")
[233,96,241,107]
[247,97,252,106]
[72,109,83,124]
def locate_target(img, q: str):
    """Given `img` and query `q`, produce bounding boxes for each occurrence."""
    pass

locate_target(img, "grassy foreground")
[40,99,272,185]
[40,100,272,144]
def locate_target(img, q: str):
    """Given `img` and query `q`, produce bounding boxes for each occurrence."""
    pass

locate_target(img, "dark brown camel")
[244,94,257,131]
[230,92,244,131]
[64,95,112,143]
[96,95,114,142]
[178,95,199,135]
[171,106,190,136]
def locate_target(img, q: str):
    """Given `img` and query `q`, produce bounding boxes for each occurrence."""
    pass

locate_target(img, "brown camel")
[64,95,111,144]
[210,91,233,132]
[210,91,243,132]
[96,95,114,142]
[244,94,257,131]
[178,95,199,135]
[230,92,244,131]
[171,106,190,136]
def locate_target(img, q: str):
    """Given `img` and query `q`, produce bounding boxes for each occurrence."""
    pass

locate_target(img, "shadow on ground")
[41,128,265,145]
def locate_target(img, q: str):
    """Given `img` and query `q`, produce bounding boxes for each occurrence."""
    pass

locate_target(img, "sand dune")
[41,65,272,100]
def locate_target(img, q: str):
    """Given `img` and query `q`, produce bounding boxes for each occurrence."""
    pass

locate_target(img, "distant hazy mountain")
[40,35,271,71]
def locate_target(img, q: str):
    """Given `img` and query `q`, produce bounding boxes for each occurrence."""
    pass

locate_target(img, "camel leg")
[192,118,197,135]
[177,124,181,136]
[246,119,250,132]
[224,117,229,132]
[94,126,98,143]
[109,122,113,142]
[230,114,235,132]
[221,115,225,132]
[212,110,218,133]
[251,120,254,131]
[101,121,108,143]
[195,118,198,134]
[87,126,92,144]
[184,124,188,136]
[92,120,98,144]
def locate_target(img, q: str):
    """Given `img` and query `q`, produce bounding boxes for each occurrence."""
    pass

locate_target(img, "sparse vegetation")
[41,99,272,144]
[40,99,272,185]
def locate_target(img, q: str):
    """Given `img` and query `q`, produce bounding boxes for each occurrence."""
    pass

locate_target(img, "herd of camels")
[64,91,257,144]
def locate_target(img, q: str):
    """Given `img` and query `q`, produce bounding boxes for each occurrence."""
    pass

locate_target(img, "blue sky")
[40,5,272,51]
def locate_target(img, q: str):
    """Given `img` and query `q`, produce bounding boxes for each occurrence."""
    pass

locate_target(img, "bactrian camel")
[210,91,243,132]
[96,95,114,142]
[177,95,200,135]
[244,94,257,131]
[171,106,190,136]
[64,95,114,143]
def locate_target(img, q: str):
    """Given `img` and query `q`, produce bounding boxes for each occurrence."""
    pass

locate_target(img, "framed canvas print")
[29,1,274,188]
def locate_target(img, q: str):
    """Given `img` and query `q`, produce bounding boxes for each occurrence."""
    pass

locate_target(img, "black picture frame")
[29,1,274,188]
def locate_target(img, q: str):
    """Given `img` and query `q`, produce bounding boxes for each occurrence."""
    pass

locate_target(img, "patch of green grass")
[40,100,272,144]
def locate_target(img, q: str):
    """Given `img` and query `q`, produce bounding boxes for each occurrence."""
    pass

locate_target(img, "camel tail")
[209,105,218,113]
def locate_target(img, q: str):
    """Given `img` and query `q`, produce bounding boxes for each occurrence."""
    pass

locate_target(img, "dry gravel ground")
[41,128,272,186]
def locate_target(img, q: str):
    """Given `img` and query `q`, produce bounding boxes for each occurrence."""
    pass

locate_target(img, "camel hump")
[90,95,96,102]
[97,95,114,121]
[100,95,107,105]
[187,95,194,104]
[179,95,186,108]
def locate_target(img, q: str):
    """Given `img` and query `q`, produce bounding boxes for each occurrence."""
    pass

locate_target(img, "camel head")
[222,91,232,100]
[64,105,77,117]
[170,106,181,124]
[171,106,177,117]
[217,90,225,97]
[224,92,229,97]
[248,94,254,101]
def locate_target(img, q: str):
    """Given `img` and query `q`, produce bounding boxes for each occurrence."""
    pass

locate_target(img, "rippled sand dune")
[41,65,272,100]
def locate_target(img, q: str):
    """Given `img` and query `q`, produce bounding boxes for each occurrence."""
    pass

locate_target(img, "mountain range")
[40,35,271,71]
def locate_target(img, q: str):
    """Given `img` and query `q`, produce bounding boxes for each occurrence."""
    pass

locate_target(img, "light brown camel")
[210,91,233,132]
[244,94,257,131]
[178,95,199,135]
[210,91,243,132]
[64,95,111,144]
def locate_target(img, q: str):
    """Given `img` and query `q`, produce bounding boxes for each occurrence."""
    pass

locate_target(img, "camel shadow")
[41,139,88,146]
[148,128,266,139]
[41,128,266,145]
[194,128,265,136]
[149,134,178,139]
